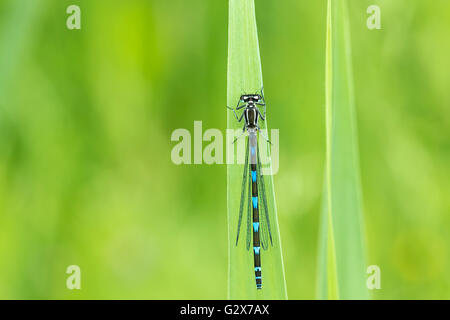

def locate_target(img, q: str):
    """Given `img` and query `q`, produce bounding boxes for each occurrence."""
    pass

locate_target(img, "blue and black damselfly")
[227,89,273,290]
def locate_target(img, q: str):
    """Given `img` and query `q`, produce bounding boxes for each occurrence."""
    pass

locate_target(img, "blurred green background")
[0,0,449,299]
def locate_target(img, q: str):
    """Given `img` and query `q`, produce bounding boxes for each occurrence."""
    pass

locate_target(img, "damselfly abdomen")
[228,90,273,290]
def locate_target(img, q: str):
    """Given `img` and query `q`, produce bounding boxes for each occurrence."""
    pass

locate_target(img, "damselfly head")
[240,94,262,103]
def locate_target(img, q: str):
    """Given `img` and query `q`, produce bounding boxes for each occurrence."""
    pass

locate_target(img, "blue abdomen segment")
[251,170,257,182]
[252,197,258,209]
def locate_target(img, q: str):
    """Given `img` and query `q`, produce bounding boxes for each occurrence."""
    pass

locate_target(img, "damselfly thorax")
[243,104,260,129]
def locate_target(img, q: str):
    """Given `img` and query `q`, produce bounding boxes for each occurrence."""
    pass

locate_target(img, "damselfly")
[227,89,273,290]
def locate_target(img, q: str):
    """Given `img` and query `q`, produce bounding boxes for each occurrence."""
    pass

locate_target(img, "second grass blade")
[317,0,369,300]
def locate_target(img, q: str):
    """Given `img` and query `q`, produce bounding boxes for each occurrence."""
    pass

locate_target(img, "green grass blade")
[317,0,369,300]
[227,0,287,299]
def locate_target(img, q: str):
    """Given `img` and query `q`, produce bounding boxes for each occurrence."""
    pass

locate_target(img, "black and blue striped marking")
[229,91,273,290]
